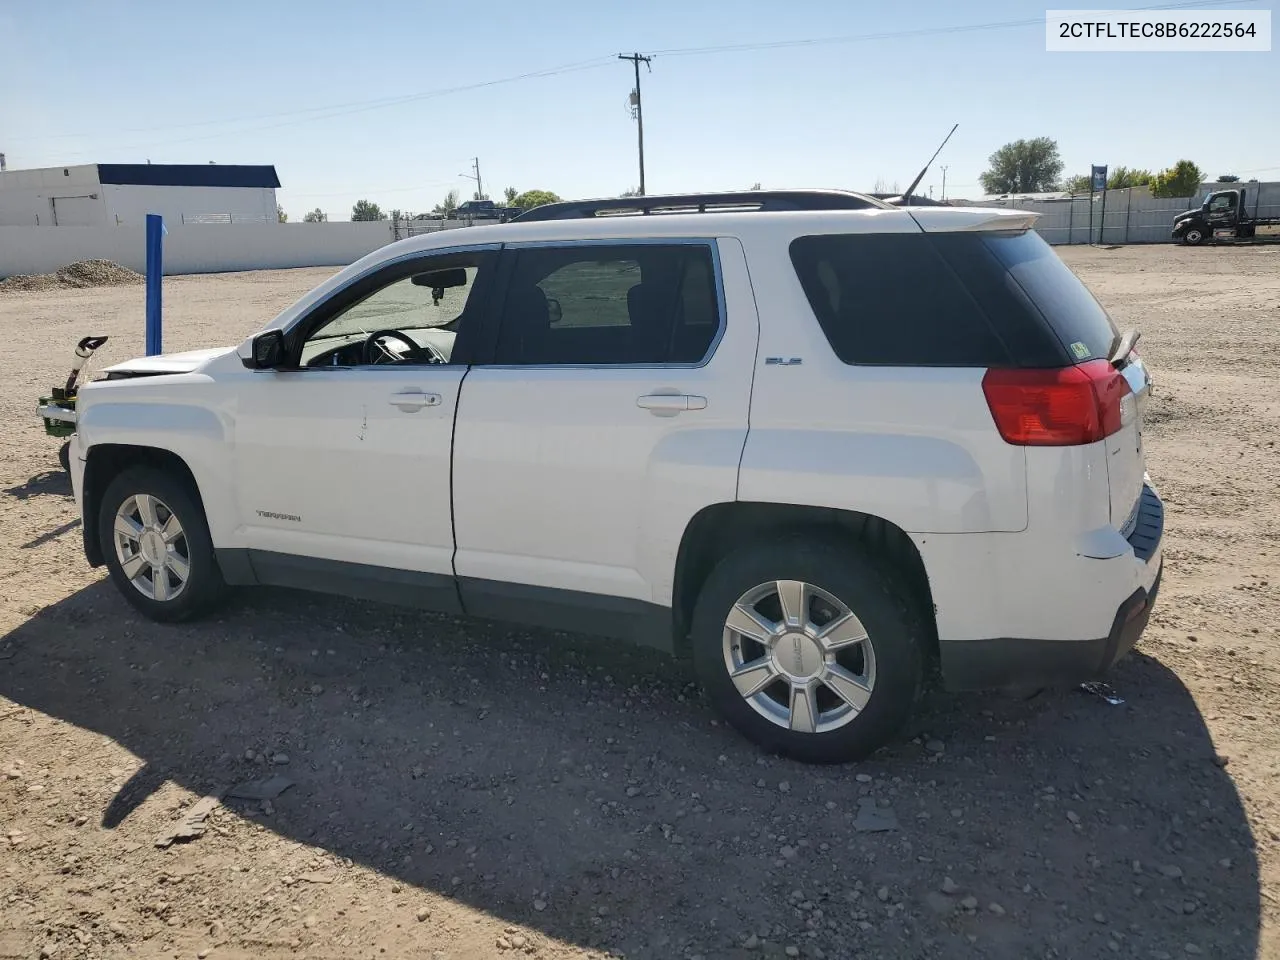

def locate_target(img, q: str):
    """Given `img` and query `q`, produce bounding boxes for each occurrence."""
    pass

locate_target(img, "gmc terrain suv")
[70,190,1163,763]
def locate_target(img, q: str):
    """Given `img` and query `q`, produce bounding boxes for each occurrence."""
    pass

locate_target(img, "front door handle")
[636,394,707,415]
[388,389,441,412]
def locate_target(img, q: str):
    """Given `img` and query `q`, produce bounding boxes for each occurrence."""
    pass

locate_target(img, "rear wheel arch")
[671,502,937,658]
[83,445,206,567]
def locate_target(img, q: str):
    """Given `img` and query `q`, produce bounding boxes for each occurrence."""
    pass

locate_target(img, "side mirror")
[243,329,286,369]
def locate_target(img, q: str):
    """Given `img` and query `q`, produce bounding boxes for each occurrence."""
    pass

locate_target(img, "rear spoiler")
[906,209,1041,233]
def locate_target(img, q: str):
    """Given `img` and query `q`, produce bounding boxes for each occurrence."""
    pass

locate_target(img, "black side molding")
[213,549,676,651]
[457,578,674,653]
[216,549,463,615]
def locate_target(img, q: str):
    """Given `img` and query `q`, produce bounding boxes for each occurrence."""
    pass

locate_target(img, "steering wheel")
[363,329,443,365]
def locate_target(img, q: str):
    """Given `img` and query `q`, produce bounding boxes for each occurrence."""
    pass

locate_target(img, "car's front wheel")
[1182,227,1206,245]
[98,466,227,622]
[690,538,924,764]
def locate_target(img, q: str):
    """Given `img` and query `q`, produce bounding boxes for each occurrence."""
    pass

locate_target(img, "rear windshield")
[790,229,1118,368]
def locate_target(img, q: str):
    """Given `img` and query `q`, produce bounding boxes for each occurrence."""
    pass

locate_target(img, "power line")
[649,0,1254,57]
[17,57,618,154]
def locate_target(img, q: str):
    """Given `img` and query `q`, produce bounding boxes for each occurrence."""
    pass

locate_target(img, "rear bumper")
[938,483,1164,692]
[939,562,1160,690]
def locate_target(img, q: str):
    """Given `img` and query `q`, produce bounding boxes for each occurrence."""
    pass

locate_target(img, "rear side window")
[793,230,1119,368]
[975,231,1118,363]
[789,233,1011,366]
[494,243,721,366]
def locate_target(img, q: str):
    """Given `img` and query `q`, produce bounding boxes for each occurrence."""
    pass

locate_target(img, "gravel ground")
[2,245,1279,960]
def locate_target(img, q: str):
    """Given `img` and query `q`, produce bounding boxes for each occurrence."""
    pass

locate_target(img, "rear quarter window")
[789,233,1011,366]
[974,230,1118,363]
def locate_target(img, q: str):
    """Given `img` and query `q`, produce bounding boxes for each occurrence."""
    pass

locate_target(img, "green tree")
[503,186,519,204]
[1107,166,1153,189]
[1149,160,1205,199]
[302,208,328,223]
[276,203,288,223]
[1062,173,1092,194]
[351,199,387,221]
[748,182,762,191]
[979,137,1064,194]
[430,189,460,218]
[620,187,641,197]
[513,189,562,210]
[1216,174,1240,183]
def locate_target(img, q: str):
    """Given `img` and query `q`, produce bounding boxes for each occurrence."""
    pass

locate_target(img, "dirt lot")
[2,244,1279,960]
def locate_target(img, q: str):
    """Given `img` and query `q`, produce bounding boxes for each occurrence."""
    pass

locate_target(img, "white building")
[0,163,280,227]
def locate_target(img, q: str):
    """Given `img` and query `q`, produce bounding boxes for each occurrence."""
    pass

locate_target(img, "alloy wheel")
[721,579,876,735]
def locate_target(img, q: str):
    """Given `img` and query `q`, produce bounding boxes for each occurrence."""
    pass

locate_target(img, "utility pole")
[460,157,484,201]
[619,52,652,195]
[940,165,948,201]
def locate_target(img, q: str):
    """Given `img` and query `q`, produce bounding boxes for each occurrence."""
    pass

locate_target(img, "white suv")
[70,190,1163,763]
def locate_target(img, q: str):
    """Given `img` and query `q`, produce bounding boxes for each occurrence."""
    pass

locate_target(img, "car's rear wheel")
[690,538,924,764]
[98,466,227,622]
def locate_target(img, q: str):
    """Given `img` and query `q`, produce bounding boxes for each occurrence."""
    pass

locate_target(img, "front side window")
[1208,193,1234,213]
[299,253,489,367]
[493,243,721,365]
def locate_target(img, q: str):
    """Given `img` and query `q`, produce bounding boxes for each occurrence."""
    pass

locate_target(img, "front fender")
[77,377,238,547]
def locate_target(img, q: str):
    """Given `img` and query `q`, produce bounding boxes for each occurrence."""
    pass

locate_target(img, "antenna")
[901,123,958,206]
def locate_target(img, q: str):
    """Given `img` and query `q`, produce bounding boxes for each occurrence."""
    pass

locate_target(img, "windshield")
[311,267,478,342]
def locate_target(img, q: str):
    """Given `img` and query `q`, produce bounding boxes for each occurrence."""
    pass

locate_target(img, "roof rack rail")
[509,189,891,223]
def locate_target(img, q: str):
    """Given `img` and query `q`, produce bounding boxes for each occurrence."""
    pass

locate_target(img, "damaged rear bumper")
[940,483,1164,692]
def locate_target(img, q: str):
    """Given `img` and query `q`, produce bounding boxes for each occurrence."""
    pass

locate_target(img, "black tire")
[57,441,71,474]
[1182,227,1206,246]
[690,537,924,764]
[98,466,227,622]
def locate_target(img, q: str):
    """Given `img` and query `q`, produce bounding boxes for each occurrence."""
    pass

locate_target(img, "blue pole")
[145,214,163,355]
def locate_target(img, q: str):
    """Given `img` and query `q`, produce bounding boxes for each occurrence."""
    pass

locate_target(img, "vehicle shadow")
[0,582,1261,960]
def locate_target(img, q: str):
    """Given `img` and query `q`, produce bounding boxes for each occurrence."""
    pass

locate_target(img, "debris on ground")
[155,792,223,848]
[226,774,295,801]
[853,797,899,833]
[0,259,144,293]
[1080,681,1126,705]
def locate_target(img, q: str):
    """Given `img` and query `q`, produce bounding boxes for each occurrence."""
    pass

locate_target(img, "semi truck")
[1172,186,1280,245]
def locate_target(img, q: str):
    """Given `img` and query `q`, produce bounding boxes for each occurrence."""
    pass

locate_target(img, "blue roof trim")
[96,164,281,188]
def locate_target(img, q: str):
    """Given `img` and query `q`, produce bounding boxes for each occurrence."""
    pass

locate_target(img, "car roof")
[376,205,1037,250]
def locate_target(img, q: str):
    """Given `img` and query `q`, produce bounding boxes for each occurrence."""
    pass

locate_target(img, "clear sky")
[2,0,1276,219]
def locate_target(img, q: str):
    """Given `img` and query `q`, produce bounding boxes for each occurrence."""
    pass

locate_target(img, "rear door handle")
[636,394,707,415]
[388,389,441,411]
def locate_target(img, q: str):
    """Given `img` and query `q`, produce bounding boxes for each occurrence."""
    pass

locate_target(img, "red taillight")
[982,359,1130,446]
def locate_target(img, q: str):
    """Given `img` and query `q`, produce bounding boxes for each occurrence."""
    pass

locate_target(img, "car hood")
[99,346,235,377]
